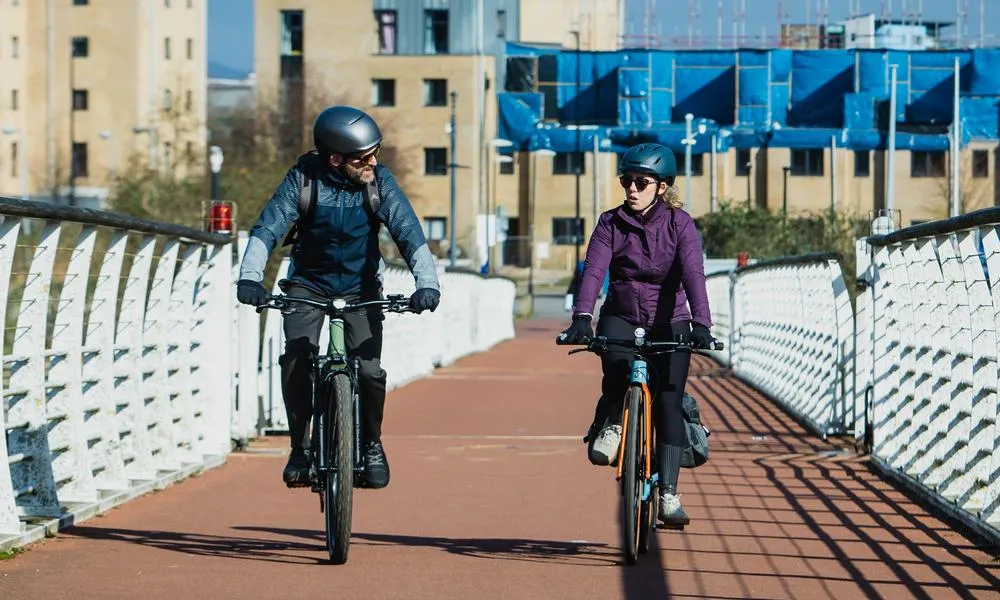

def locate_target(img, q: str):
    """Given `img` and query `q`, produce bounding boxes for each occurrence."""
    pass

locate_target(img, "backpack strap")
[281,168,318,247]
[363,178,381,219]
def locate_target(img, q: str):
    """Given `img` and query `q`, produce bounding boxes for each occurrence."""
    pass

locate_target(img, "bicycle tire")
[325,372,354,565]
[637,388,656,554]
[622,386,642,565]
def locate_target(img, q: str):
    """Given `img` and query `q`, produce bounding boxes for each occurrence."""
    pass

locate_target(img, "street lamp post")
[782,165,791,218]
[485,138,513,275]
[99,130,117,183]
[2,126,28,201]
[529,148,556,311]
[448,91,458,267]
[682,113,708,213]
[570,29,582,264]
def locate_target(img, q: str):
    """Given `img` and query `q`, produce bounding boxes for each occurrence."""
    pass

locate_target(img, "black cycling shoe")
[362,441,390,489]
[282,450,312,488]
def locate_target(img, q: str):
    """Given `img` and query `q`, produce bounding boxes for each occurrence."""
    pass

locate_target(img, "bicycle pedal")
[285,480,311,489]
[657,523,686,531]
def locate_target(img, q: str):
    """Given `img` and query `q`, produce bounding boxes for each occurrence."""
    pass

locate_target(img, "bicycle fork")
[616,358,657,501]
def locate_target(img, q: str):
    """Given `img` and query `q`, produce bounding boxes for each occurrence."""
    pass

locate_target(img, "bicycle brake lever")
[567,348,588,355]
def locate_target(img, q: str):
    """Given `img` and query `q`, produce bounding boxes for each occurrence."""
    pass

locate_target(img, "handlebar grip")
[710,340,725,351]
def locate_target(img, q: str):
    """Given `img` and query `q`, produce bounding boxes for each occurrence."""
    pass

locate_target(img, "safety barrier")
[253,256,517,432]
[706,253,855,437]
[858,209,1000,545]
[0,198,234,550]
[0,206,516,552]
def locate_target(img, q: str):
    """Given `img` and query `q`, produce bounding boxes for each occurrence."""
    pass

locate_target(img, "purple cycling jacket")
[572,200,712,329]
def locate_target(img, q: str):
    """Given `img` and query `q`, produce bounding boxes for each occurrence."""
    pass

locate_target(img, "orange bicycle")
[559,326,723,564]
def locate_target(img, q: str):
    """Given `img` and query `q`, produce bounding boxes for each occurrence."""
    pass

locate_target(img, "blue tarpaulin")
[497,43,1000,153]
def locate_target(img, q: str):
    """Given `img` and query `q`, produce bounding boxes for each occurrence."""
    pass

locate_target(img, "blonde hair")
[663,183,682,209]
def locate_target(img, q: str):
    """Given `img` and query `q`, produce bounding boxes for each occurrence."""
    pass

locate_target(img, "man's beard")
[344,162,376,185]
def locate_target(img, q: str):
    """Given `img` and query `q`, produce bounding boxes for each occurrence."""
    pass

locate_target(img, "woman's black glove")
[236,279,268,306]
[690,323,715,349]
[558,315,593,344]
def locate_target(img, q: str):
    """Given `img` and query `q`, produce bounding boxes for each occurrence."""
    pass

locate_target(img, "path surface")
[2,319,998,600]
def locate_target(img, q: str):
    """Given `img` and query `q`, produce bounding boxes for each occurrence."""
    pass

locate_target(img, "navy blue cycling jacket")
[239,160,440,298]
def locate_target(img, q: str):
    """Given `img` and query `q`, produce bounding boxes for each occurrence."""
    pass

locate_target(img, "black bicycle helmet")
[313,106,383,156]
[618,143,677,180]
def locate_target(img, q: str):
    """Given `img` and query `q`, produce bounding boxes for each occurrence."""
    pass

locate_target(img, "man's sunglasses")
[346,145,381,164]
[619,175,657,192]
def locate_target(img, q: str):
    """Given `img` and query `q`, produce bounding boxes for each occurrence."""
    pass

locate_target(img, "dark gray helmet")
[313,106,383,156]
[618,143,677,180]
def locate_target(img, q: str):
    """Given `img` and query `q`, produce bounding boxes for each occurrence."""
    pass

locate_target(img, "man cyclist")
[235,105,441,490]
[558,143,714,527]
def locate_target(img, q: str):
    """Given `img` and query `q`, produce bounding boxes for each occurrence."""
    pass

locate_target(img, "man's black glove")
[690,323,715,349]
[236,279,268,306]
[409,288,440,313]
[558,315,593,344]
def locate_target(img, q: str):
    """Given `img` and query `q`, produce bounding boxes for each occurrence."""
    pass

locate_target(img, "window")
[423,79,447,106]
[552,217,584,245]
[162,89,173,111]
[375,10,397,55]
[683,153,704,176]
[499,157,514,175]
[854,150,870,177]
[371,79,395,107]
[71,36,88,57]
[424,148,447,175]
[790,149,824,176]
[280,10,304,56]
[164,142,172,167]
[72,142,88,177]
[424,9,449,54]
[553,152,585,175]
[72,89,88,111]
[186,38,193,60]
[164,37,171,59]
[496,10,507,39]
[423,217,447,241]
[73,0,89,5]
[12,36,19,59]
[911,151,946,177]
[188,0,193,7]
[735,148,751,176]
[11,89,18,111]
[10,142,18,178]
[973,150,989,178]
[185,90,193,111]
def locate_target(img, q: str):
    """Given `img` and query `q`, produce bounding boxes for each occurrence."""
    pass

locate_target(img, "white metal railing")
[0,198,234,546]
[253,254,517,432]
[705,253,856,437]
[858,211,1000,544]
[0,205,517,551]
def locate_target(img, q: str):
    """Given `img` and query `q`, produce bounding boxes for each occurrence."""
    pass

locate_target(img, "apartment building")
[0,0,207,208]
[254,0,623,265]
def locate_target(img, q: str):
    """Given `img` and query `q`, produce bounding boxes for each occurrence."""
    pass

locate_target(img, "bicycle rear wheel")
[325,372,355,565]
[621,385,643,565]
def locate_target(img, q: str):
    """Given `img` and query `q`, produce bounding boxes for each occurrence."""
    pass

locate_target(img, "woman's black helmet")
[313,106,383,156]
[618,143,677,180]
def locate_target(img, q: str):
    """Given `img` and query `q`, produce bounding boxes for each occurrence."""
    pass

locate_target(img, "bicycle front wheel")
[325,372,355,565]
[621,385,643,565]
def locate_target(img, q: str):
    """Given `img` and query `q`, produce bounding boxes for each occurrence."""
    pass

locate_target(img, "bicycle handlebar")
[557,334,725,355]
[255,293,414,315]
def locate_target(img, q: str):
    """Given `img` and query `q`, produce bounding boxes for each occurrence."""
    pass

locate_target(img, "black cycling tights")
[596,315,691,447]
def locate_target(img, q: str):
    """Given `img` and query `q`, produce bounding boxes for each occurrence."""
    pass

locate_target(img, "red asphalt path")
[1,319,998,600]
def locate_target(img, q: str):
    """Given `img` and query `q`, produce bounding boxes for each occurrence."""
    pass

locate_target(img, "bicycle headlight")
[634,327,646,342]
[332,298,347,310]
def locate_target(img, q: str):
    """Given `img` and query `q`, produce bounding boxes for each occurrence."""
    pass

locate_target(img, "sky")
[207,0,1000,77]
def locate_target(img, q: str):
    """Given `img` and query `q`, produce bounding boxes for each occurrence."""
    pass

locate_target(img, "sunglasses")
[346,145,381,165]
[619,175,657,192]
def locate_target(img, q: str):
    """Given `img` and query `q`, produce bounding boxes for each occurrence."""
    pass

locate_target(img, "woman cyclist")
[558,143,714,527]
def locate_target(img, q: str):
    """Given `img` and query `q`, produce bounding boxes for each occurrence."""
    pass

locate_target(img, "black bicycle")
[257,293,414,564]
[558,326,723,565]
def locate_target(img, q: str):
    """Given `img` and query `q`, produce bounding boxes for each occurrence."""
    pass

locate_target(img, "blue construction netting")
[497,43,1000,154]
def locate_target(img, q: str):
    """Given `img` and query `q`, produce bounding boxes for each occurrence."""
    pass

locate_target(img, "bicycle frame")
[314,312,362,478]
[617,356,657,503]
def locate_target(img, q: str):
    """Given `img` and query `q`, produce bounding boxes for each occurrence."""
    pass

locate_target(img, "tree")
[926,161,995,220]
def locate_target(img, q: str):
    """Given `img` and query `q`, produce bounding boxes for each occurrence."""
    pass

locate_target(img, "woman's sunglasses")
[619,175,657,192]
